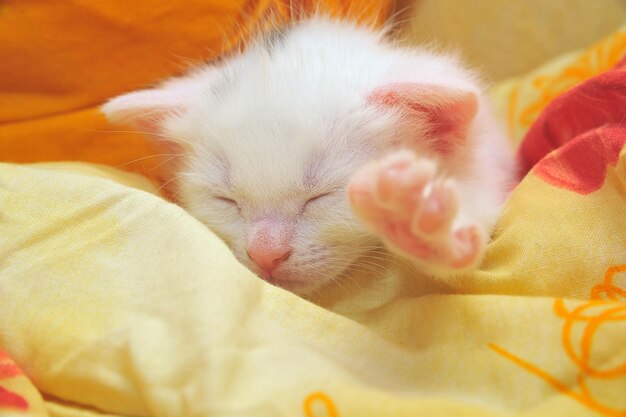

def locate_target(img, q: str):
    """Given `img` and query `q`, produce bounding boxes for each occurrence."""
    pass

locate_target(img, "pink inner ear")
[367,83,478,153]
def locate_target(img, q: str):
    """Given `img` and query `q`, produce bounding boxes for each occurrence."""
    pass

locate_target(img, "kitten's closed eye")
[216,193,332,212]
[215,196,240,209]
[305,192,332,207]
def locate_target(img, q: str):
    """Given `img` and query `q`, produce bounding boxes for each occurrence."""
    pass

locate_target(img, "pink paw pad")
[348,151,483,271]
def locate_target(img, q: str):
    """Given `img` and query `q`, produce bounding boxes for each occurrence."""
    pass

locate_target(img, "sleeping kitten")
[102,18,516,295]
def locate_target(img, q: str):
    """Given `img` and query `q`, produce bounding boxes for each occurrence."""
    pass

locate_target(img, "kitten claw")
[349,151,484,274]
[411,179,457,236]
[450,225,482,269]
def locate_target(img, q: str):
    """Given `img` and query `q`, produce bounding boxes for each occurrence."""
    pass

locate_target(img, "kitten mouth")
[263,273,309,291]
[247,261,324,293]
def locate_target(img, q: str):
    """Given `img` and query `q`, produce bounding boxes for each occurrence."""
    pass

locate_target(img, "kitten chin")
[102,17,516,295]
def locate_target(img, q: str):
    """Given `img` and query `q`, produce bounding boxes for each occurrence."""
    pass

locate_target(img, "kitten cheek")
[195,213,244,251]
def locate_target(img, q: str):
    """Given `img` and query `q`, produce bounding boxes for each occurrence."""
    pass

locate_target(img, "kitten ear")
[101,87,188,133]
[367,83,478,153]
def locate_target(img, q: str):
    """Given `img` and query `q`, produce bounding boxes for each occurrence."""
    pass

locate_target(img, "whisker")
[112,152,191,169]
[88,128,197,149]
[155,174,185,195]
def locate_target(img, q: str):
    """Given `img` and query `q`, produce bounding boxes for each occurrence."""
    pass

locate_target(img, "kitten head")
[102,19,479,294]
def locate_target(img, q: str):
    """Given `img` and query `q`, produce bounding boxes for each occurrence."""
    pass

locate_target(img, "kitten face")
[102,18,484,294]
[168,80,398,293]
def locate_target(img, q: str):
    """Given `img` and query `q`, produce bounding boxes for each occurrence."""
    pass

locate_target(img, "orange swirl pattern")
[490,257,626,417]
[592,264,626,302]
[510,29,626,132]
[303,391,340,417]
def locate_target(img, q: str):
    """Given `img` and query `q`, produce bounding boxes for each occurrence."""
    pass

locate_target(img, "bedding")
[402,0,625,80]
[1,4,626,417]
[0,0,390,191]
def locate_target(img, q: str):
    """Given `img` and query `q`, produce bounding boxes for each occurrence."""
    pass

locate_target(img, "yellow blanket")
[1,15,626,417]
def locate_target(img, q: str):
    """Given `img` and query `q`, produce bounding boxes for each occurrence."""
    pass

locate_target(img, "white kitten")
[102,18,516,295]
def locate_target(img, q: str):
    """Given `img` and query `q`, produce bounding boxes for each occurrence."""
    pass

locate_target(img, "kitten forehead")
[303,150,327,190]
[230,143,315,203]
[213,154,232,188]
[169,17,479,206]
[184,151,232,192]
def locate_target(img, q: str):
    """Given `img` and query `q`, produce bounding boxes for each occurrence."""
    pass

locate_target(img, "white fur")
[102,18,516,294]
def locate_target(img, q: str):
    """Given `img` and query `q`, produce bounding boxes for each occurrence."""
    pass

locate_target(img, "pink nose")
[247,245,292,274]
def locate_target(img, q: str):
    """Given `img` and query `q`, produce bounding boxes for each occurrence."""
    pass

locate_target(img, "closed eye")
[305,192,332,207]
[215,196,239,209]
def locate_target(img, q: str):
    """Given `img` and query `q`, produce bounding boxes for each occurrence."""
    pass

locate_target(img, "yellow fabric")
[1,153,625,416]
[2,10,626,417]
[402,0,625,81]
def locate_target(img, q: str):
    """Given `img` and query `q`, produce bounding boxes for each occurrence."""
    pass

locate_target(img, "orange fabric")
[0,0,391,185]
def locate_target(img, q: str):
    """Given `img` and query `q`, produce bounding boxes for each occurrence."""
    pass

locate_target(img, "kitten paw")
[348,150,484,272]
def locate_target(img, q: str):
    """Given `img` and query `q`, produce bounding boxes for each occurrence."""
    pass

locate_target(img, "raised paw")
[348,150,485,273]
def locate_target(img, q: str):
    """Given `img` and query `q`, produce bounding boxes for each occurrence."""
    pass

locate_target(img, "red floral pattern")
[0,350,28,411]
[0,387,28,410]
[519,63,626,194]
